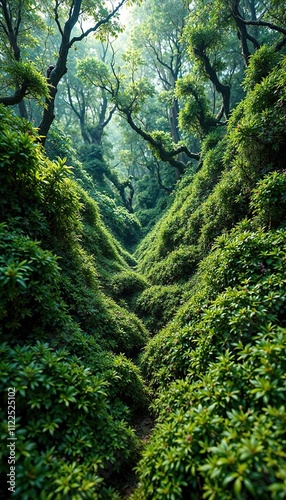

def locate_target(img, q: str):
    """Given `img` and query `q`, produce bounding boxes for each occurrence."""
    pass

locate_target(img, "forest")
[0,0,286,498]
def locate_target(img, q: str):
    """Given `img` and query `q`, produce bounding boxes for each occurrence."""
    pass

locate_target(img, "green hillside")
[0,105,149,499]
[131,54,286,499]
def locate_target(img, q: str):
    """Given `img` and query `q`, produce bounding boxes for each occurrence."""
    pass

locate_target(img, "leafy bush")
[0,225,68,341]
[0,343,138,499]
[60,271,148,356]
[140,227,286,390]
[51,329,149,420]
[243,45,280,91]
[146,245,198,285]
[226,55,286,181]
[251,171,286,229]
[136,133,226,279]
[110,269,147,305]
[134,326,286,500]
[136,284,186,333]
[94,192,142,247]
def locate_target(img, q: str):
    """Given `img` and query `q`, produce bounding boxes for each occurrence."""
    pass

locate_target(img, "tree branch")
[123,110,199,174]
[276,35,286,52]
[156,160,173,193]
[0,81,28,106]
[237,16,286,35]
[54,0,64,37]
[69,0,126,47]
[66,80,82,120]
[194,47,231,119]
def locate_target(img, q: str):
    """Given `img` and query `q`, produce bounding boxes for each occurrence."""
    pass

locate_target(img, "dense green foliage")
[0,104,149,497]
[130,53,286,498]
[1,0,286,498]
[135,54,286,331]
[135,326,286,499]
[0,342,138,499]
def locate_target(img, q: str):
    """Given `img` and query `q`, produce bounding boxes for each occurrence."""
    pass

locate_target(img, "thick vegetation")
[131,53,286,498]
[0,105,149,498]
[1,0,286,498]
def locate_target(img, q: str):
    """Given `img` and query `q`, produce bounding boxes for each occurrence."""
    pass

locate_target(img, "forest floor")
[121,414,155,498]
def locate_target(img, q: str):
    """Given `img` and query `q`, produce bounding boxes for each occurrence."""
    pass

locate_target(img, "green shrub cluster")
[251,170,286,229]
[135,134,227,275]
[226,54,286,180]
[94,191,142,248]
[0,105,148,355]
[0,105,150,496]
[136,284,187,333]
[132,56,286,496]
[0,342,138,499]
[54,329,149,419]
[134,223,286,498]
[135,326,286,500]
[134,55,286,331]
[0,224,68,341]
[141,226,286,390]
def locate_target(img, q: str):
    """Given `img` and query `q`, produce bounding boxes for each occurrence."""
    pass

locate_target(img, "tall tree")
[77,48,199,177]
[38,0,135,144]
[228,0,286,65]
[131,0,189,146]
[0,0,49,115]
[0,0,137,143]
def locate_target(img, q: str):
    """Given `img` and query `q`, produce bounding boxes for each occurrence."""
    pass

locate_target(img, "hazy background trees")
[1,0,286,234]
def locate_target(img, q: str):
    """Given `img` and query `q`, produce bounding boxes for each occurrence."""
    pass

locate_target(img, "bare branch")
[238,16,286,36]
[123,109,199,174]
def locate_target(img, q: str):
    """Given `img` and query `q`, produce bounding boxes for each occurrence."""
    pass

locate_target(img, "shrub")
[51,330,149,419]
[60,268,148,356]
[94,192,142,248]
[251,171,286,229]
[110,270,147,304]
[198,226,286,298]
[0,225,68,341]
[144,245,198,286]
[136,284,186,333]
[134,326,286,500]
[141,228,286,390]
[243,45,280,91]
[0,342,138,499]
[226,55,286,181]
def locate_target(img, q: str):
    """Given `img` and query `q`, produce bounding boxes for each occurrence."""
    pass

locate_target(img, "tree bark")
[194,47,231,119]
[38,1,82,143]
[124,110,199,175]
[229,0,252,66]
[38,0,127,144]
[0,82,28,106]
[0,0,28,116]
